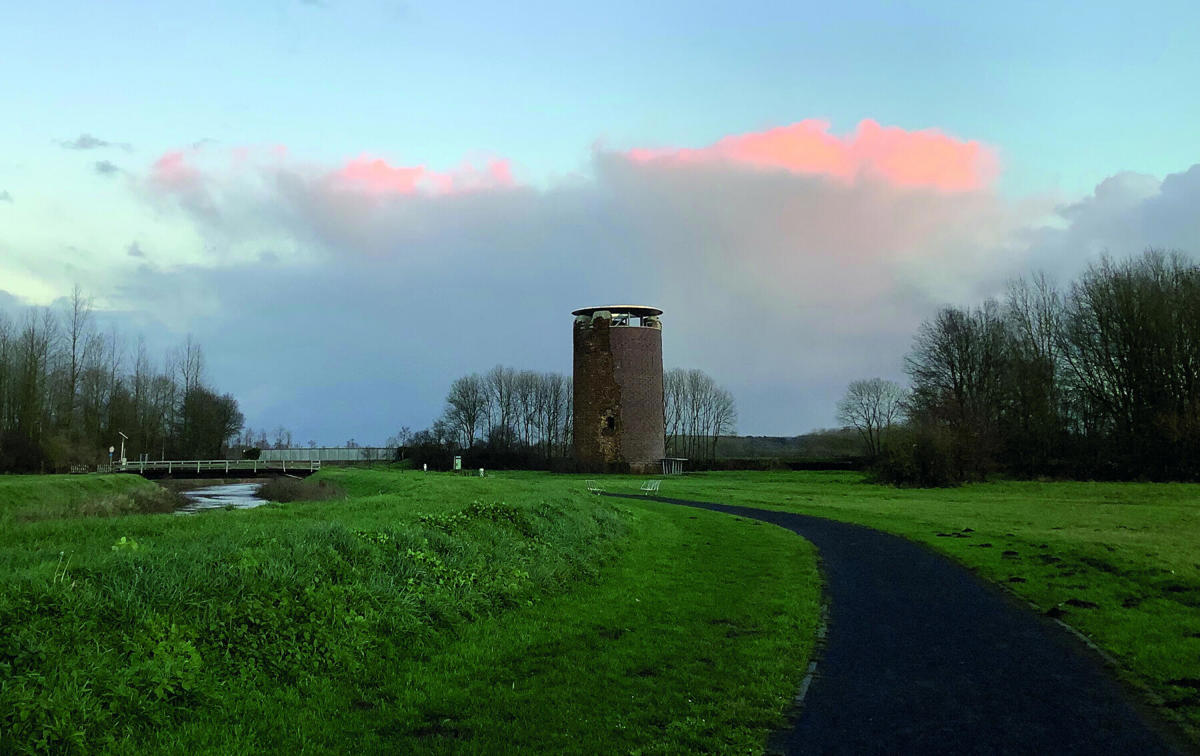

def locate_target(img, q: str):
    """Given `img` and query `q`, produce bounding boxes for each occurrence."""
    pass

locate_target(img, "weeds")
[257,476,346,503]
[77,487,182,518]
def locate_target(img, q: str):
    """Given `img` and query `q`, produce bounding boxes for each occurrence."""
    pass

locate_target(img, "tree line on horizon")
[838,250,1200,484]
[403,364,737,469]
[0,287,243,473]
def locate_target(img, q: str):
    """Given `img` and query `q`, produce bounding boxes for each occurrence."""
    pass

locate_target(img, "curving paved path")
[637,496,1191,755]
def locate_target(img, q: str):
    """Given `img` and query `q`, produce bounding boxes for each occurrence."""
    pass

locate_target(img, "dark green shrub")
[258,477,345,503]
[870,426,962,487]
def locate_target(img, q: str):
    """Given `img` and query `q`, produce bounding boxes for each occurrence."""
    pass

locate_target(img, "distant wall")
[259,447,393,462]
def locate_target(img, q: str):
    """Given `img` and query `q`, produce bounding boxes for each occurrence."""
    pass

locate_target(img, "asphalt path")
[632,495,1191,755]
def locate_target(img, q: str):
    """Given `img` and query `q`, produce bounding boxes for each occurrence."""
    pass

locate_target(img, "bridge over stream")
[115,459,322,479]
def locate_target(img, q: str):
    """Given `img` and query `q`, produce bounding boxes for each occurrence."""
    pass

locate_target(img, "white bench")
[586,479,604,495]
[640,480,661,494]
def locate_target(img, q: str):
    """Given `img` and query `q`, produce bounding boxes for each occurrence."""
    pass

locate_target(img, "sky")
[2,0,1199,443]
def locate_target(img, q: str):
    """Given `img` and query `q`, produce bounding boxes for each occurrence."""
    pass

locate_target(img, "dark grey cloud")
[0,190,11,203]
[126,242,146,258]
[58,133,131,151]
[94,160,120,176]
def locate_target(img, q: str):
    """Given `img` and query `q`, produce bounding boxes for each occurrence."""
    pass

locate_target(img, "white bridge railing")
[119,459,322,474]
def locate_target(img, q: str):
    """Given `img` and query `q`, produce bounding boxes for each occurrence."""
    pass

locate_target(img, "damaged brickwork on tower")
[572,306,665,474]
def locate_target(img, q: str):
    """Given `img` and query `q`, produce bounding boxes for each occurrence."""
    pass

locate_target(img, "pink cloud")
[334,156,426,194]
[330,155,516,196]
[148,150,202,192]
[626,119,998,192]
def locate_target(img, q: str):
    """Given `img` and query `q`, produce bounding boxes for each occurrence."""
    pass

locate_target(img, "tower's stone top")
[571,305,662,318]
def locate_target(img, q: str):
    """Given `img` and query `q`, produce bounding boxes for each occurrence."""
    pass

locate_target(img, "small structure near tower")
[572,305,665,473]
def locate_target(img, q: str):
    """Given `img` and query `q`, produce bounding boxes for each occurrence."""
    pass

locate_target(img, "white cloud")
[1022,165,1200,280]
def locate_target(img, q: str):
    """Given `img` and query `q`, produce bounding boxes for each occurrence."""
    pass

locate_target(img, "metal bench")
[586,479,604,495]
[640,480,661,494]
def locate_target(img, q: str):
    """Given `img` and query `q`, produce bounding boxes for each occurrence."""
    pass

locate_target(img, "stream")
[175,482,269,515]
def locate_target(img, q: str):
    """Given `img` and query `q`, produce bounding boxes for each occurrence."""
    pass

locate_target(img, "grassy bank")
[0,474,176,523]
[0,469,819,753]
[636,470,1200,741]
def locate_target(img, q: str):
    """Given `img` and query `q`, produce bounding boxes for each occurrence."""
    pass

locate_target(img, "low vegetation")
[256,475,346,503]
[0,468,819,753]
[0,474,179,523]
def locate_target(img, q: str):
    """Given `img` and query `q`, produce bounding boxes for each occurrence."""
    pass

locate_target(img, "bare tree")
[485,365,516,447]
[445,373,487,448]
[514,370,538,447]
[0,311,12,432]
[709,386,738,459]
[836,378,908,458]
[14,308,58,441]
[59,284,93,430]
[663,368,686,456]
[540,373,569,459]
[1003,273,1065,472]
[905,301,1008,474]
[175,335,205,396]
[387,426,414,447]
[271,426,293,449]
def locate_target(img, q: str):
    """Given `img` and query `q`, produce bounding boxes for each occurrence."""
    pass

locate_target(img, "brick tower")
[572,305,664,473]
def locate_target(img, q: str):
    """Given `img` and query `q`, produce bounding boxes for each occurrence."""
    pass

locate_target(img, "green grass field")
[4,468,1199,751]
[0,469,819,754]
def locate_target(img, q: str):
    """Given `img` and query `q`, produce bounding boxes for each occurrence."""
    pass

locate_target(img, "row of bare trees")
[844,250,1200,483]
[663,368,737,462]
[0,287,243,472]
[416,365,737,468]
[436,365,574,461]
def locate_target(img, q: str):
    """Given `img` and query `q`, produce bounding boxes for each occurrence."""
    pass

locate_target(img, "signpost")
[453,456,462,471]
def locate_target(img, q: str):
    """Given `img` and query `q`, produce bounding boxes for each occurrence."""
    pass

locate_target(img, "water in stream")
[176,482,269,515]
